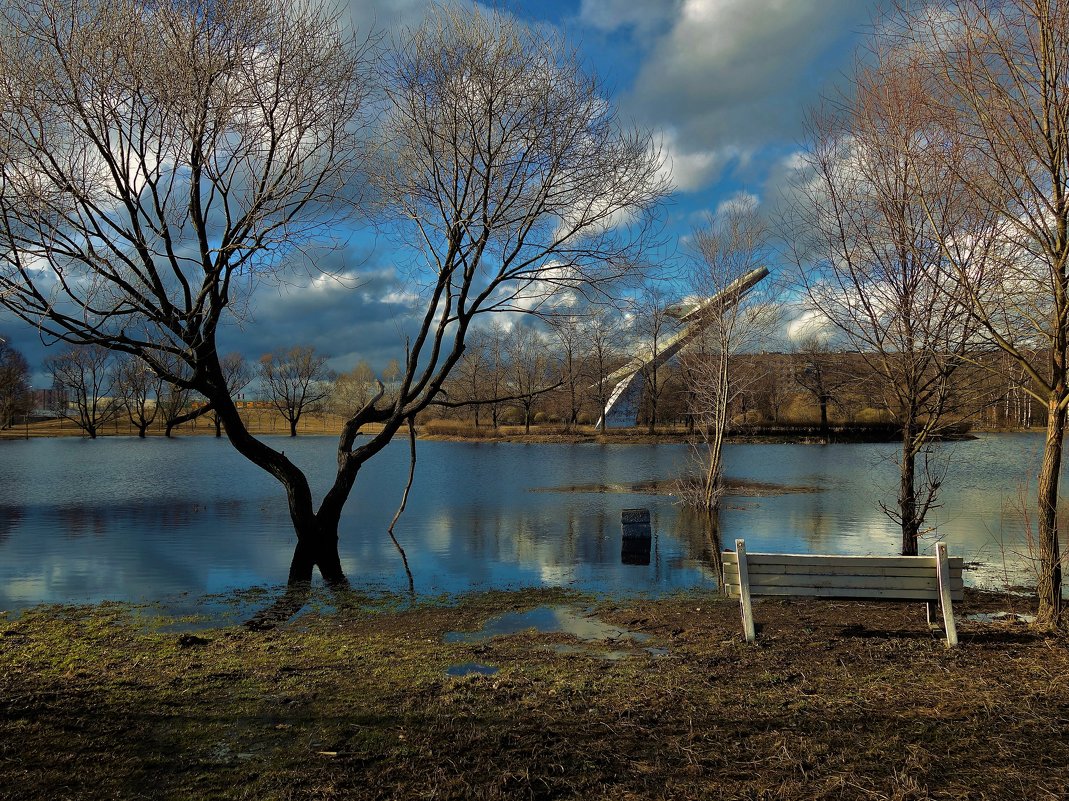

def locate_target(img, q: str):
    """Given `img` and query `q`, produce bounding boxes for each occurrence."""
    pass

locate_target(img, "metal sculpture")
[597,266,769,428]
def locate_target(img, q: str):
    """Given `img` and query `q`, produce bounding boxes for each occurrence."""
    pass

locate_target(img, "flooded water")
[0,432,1059,610]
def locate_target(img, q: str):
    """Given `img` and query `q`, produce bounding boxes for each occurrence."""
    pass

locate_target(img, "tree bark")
[286,519,349,588]
[899,417,919,556]
[1036,399,1065,628]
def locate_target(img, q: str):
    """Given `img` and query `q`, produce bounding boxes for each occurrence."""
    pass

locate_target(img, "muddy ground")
[1,588,1066,800]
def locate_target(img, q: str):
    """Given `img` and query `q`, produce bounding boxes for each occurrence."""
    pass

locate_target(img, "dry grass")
[1,588,1066,800]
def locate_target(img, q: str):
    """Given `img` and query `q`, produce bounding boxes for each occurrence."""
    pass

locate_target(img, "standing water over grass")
[0,433,1058,610]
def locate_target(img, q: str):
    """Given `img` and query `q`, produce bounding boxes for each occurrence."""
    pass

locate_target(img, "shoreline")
[0,419,1024,444]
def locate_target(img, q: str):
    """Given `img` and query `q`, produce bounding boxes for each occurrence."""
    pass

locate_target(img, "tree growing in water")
[677,207,778,514]
[0,0,666,594]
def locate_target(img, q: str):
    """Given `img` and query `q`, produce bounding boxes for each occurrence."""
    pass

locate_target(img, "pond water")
[0,432,1058,611]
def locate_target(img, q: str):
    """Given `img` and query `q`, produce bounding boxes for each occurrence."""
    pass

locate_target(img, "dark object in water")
[621,508,652,566]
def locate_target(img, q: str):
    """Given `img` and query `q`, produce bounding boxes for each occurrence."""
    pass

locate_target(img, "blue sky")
[3,0,881,383]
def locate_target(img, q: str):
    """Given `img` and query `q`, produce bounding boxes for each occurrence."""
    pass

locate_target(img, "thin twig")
[387,416,417,597]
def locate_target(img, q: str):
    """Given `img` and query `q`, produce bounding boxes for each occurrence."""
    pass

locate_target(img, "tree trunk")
[214,415,223,438]
[286,517,349,588]
[818,396,829,441]
[1036,399,1065,628]
[165,421,175,438]
[899,422,919,557]
[289,417,298,437]
[137,423,148,438]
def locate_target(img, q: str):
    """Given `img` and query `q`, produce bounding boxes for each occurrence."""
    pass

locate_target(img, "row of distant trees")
[7,326,1046,441]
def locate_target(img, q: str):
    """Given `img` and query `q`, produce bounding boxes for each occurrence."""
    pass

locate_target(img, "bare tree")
[331,360,377,419]
[677,209,778,513]
[634,288,678,433]
[550,315,588,431]
[505,323,557,434]
[0,0,664,592]
[259,346,333,437]
[0,337,31,429]
[789,49,984,555]
[586,310,623,431]
[209,352,252,437]
[46,345,119,438]
[886,0,1069,624]
[114,356,162,438]
[790,339,857,439]
[451,331,490,427]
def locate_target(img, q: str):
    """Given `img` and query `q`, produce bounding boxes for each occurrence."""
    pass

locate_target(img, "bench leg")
[735,539,756,643]
[935,542,958,648]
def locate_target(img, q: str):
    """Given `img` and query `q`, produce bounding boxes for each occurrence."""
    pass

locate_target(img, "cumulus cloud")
[577,0,677,37]
[715,190,760,216]
[785,307,834,344]
[654,129,749,192]
[620,0,877,191]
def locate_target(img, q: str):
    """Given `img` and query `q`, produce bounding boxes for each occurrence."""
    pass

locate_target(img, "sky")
[2,0,882,385]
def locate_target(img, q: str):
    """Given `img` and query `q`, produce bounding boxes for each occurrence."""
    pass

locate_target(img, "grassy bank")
[1,588,1065,800]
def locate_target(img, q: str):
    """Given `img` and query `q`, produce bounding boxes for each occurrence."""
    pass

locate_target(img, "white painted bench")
[722,539,963,647]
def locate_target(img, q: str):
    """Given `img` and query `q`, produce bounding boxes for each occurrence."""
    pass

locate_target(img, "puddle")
[446,662,499,677]
[965,611,1036,624]
[444,606,649,644]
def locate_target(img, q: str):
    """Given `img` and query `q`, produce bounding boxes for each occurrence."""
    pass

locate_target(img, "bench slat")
[724,585,964,601]
[723,553,963,570]
[723,563,961,579]
[722,572,962,593]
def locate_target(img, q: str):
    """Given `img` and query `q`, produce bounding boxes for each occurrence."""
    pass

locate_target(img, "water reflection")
[0,434,1062,609]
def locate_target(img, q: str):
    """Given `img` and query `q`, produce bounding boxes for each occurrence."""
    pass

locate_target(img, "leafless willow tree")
[677,209,778,513]
[259,346,333,437]
[330,360,377,419]
[634,288,678,433]
[789,48,986,555]
[505,323,557,433]
[881,0,1069,624]
[789,339,856,438]
[114,356,162,437]
[0,0,665,592]
[46,345,119,438]
[586,309,624,431]
[550,315,588,431]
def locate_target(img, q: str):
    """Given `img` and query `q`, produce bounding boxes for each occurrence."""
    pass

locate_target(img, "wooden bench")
[722,539,963,647]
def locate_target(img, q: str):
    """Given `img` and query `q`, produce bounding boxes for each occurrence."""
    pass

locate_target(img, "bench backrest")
[722,551,964,601]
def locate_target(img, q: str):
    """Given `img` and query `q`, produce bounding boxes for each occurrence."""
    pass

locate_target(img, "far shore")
[0,414,1011,444]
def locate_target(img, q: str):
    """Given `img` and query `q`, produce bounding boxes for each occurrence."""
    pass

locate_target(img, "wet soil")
[0,588,1065,800]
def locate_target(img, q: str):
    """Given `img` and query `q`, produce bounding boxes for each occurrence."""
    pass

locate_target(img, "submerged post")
[621,508,652,565]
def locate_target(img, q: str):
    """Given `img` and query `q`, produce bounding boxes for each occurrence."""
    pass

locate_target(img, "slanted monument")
[598,267,769,428]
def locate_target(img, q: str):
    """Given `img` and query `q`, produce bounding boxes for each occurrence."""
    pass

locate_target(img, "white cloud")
[619,0,877,191]
[578,0,677,37]
[785,307,833,344]
[715,190,760,216]
[654,130,749,192]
